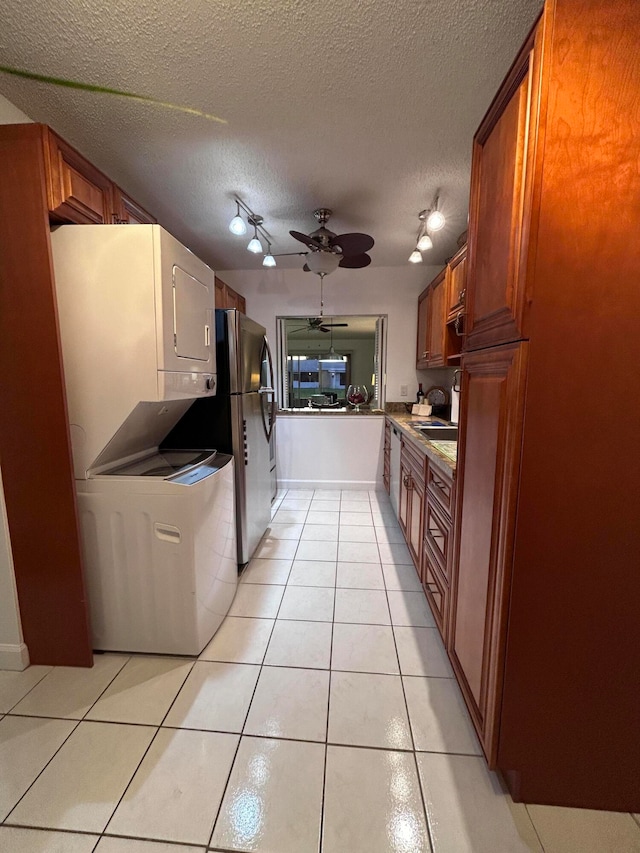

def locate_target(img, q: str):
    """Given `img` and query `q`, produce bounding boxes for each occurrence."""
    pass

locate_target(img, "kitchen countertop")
[385,413,457,475]
[277,408,384,416]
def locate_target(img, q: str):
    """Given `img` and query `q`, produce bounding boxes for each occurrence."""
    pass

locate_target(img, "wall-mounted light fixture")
[408,194,446,263]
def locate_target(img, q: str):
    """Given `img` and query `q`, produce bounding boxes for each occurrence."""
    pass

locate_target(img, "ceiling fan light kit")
[289,208,374,277]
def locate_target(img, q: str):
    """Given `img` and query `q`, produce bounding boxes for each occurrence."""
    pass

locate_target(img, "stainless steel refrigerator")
[162,310,276,564]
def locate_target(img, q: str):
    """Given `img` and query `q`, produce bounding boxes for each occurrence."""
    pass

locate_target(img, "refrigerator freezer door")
[226,311,267,393]
[231,391,271,564]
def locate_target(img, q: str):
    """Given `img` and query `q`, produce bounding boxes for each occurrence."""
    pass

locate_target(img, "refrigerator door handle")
[260,336,276,443]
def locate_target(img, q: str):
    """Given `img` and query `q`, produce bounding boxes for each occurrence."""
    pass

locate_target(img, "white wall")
[277,415,385,490]
[0,93,33,124]
[219,264,443,487]
[0,467,28,670]
[218,264,442,402]
[0,94,32,669]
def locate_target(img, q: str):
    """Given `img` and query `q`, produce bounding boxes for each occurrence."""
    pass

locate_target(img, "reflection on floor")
[1,487,639,852]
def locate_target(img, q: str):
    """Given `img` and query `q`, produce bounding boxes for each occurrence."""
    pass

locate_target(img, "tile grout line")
[206,537,292,851]
[523,804,548,853]
[384,578,437,853]
[318,515,338,853]
[1,652,137,830]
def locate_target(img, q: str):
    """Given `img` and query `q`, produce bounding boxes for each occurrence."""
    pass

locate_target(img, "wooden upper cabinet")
[416,268,446,368]
[446,244,468,323]
[448,341,528,763]
[113,187,156,224]
[215,276,246,313]
[464,24,542,351]
[427,269,446,366]
[416,286,430,368]
[43,128,114,224]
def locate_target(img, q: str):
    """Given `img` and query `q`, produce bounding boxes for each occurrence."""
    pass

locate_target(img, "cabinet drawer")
[427,465,455,516]
[401,438,426,483]
[423,542,449,638]
[425,497,451,577]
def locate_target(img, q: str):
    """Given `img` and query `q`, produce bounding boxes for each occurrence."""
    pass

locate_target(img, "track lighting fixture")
[426,196,445,232]
[408,195,446,263]
[247,215,263,254]
[228,200,247,236]
[263,243,276,267]
[228,197,275,261]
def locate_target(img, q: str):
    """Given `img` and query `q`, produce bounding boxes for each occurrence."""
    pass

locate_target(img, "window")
[276,315,386,410]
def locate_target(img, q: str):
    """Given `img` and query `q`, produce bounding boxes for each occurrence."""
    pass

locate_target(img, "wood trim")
[0,124,93,666]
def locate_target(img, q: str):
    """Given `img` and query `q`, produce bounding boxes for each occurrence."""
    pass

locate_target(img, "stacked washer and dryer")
[51,225,238,656]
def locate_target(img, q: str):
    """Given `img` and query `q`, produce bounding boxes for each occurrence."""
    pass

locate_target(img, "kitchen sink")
[418,426,459,441]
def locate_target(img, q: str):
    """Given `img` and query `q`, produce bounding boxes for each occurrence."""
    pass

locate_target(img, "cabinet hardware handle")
[422,351,428,358]
[455,312,464,336]
[460,288,466,305]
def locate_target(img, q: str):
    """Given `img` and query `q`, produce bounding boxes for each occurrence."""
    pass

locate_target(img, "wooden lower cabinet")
[423,541,449,638]
[383,421,390,494]
[398,439,426,572]
[448,341,528,764]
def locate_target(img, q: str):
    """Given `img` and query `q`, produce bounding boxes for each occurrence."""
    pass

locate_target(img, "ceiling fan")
[289,317,349,334]
[290,208,374,276]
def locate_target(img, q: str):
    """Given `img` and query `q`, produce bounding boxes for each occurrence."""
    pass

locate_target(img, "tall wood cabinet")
[0,124,164,667]
[449,0,640,811]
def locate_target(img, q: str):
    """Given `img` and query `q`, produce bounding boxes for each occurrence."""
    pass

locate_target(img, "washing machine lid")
[103,448,216,479]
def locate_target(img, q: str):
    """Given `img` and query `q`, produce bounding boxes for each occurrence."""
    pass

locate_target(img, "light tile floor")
[1,488,639,852]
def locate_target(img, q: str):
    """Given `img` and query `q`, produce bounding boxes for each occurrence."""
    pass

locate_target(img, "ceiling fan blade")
[339,253,372,269]
[321,323,349,327]
[319,327,331,333]
[290,230,324,250]
[330,233,374,255]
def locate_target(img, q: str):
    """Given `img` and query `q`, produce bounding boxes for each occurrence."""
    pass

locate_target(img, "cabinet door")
[449,341,528,764]
[44,128,114,224]
[383,421,391,494]
[447,245,468,322]
[407,477,425,570]
[398,460,411,535]
[416,286,430,368]
[427,270,446,366]
[464,24,542,351]
[113,188,156,224]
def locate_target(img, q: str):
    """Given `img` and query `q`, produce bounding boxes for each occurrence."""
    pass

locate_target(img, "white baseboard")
[278,478,384,491]
[0,642,30,671]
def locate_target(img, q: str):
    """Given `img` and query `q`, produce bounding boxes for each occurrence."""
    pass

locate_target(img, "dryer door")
[173,265,211,361]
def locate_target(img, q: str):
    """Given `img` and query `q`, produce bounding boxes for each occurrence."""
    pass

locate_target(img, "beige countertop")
[277,408,384,416]
[385,413,457,475]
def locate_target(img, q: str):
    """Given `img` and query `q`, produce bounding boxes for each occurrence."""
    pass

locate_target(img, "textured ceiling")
[0,0,541,271]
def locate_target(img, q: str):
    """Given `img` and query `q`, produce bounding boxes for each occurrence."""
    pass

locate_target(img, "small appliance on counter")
[51,224,237,655]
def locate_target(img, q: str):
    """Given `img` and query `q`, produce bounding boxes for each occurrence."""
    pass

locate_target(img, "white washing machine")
[77,450,237,655]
